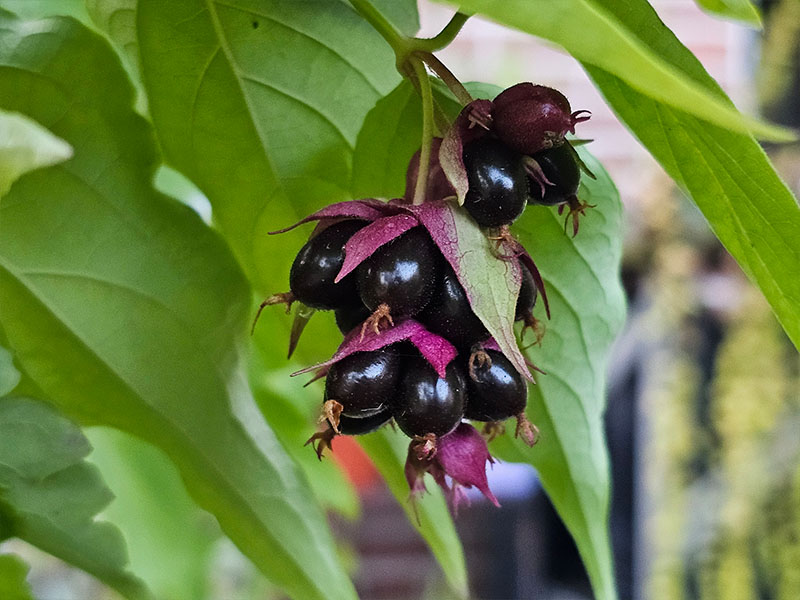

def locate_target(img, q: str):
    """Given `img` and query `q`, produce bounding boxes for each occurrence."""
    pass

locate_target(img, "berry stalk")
[411,58,434,206]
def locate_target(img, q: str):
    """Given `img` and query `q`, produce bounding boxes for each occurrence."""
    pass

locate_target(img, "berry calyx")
[464,349,527,422]
[492,83,590,155]
[306,409,393,459]
[393,356,466,438]
[462,138,528,228]
[356,226,440,322]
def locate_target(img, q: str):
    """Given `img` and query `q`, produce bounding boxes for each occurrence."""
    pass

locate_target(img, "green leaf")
[0,0,90,21]
[583,1,800,354]
[0,15,356,600]
[86,427,220,600]
[358,429,469,598]
[694,0,762,27]
[0,397,150,599]
[0,346,19,397]
[489,147,625,600]
[0,110,72,197]
[0,554,34,600]
[437,0,790,140]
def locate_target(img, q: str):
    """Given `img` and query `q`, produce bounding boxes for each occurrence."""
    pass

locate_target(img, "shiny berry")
[325,347,403,418]
[290,220,365,310]
[338,409,392,435]
[464,350,527,421]
[393,357,466,438]
[334,302,371,334]
[528,143,580,206]
[492,83,590,155]
[515,260,538,321]
[356,227,439,318]
[462,138,528,228]
[419,264,489,350]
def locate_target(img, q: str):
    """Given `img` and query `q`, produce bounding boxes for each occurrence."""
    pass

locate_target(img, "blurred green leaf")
[584,0,800,354]
[0,346,19,397]
[694,0,762,26]
[0,15,355,600]
[490,147,625,600]
[438,0,790,140]
[0,397,150,599]
[0,110,72,197]
[359,428,469,598]
[86,427,220,600]
[0,0,90,21]
[0,554,34,600]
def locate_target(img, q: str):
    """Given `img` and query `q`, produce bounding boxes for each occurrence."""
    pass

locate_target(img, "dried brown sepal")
[515,412,540,447]
[558,196,596,237]
[304,427,336,460]
[359,303,394,340]
[468,347,493,382]
[251,291,295,335]
[321,399,344,434]
[481,421,506,442]
[520,313,546,347]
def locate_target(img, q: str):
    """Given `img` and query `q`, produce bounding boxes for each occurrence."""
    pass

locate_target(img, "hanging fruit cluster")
[254,83,592,510]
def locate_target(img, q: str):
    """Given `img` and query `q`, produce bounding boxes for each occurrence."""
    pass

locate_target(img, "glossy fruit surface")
[334,302,371,334]
[337,410,392,435]
[419,264,489,350]
[462,138,528,228]
[356,227,439,317]
[528,143,580,206]
[393,356,466,437]
[325,347,403,418]
[290,220,365,310]
[515,260,538,321]
[464,350,527,421]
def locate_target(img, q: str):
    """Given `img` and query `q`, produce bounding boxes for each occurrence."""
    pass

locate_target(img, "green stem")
[413,13,470,53]
[420,52,473,105]
[411,59,434,206]
[349,0,409,58]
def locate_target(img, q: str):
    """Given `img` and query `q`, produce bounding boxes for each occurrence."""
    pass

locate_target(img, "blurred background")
[3,0,799,598]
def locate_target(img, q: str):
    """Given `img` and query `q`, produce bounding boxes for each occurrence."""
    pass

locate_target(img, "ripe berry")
[464,349,527,422]
[325,347,403,418]
[290,220,365,310]
[492,83,590,155]
[338,409,392,435]
[462,138,528,228]
[419,264,489,350]
[527,143,580,206]
[357,227,439,319]
[393,356,466,438]
[515,260,538,322]
[334,302,371,334]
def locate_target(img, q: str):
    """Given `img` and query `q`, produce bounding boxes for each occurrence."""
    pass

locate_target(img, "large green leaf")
[582,0,800,353]
[694,0,761,26]
[0,554,34,600]
[0,346,19,397]
[86,427,220,600]
[489,147,625,600]
[438,0,789,140]
[0,15,355,600]
[0,109,72,197]
[0,397,150,599]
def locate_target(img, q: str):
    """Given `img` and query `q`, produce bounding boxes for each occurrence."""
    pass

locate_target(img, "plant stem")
[414,12,470,53]
[349,0,408,59]
[420,52,473,106]
[411,58,434,206]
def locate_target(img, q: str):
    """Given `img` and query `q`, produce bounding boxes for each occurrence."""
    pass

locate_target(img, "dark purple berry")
[515,260,538,321]
[462,138,527,228]
[527,143,580,206]
[464,350,527,422]
[338,409,392,435]
[492,83,590,155]
[325,347,403,418]
[393,357,466,438]
[419,264,489,350]
[290,220,365,310]
[356,227,439,318]
[334,302,371,334]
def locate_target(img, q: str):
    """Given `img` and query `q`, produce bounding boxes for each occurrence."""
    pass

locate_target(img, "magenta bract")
[439,99,493,205]
[336,214,420,282]
[405,422,499,513]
